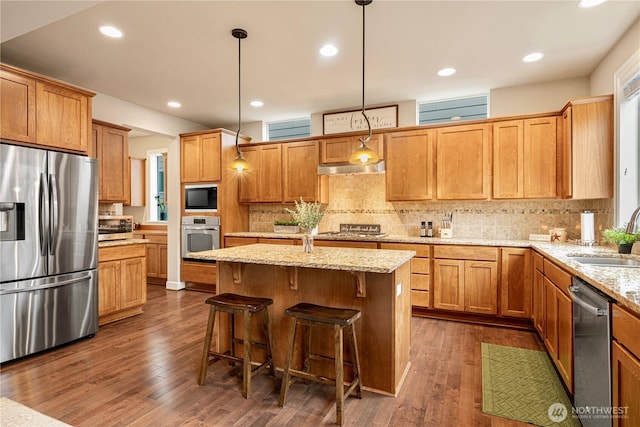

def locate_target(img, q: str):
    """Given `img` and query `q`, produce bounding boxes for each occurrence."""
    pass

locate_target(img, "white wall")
[590,17,640,96]
[93,93,207,291]
[489,78,590,117]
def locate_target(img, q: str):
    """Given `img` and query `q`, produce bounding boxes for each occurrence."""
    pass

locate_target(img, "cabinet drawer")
[99,244,146,262]
[314,240,378,249]
[411,258,430,274]
[433,245,498,261]
[146,235,167,244]
[613,305,640,358]
[411,290,430,308]
[543,259,572,294]
[181,260,216,285]
[533,251,544,272]
[411,273,430,291]
[225,237,258,247]
[380,242,430,258]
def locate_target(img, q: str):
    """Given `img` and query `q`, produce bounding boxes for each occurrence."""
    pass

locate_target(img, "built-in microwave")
[184,184,218,212]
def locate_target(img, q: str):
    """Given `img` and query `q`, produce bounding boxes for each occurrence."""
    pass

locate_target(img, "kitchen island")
[188,244,415,395]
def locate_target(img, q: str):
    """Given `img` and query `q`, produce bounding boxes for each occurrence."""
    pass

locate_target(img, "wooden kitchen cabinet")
[612,305,640,427]
[380,242,431,308]
[560,95,613,199]
[433,245,498,314]
[282,140,326,203]
[238,144,282,203]
[144,234,168,284]
[531,252,545,336]
[320,133,383,164]
[436,124,491,200]
[500,248,531,318]
[180,132,221,183]
[98,243,147,325]
[493,117,557,199]
[93,120,130,203]
[0,66,36,143]
[538,257,573,393]
[1,63,94,152]
[385,129,436,201]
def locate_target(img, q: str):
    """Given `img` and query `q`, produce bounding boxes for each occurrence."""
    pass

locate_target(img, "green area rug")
[481,343,580,427]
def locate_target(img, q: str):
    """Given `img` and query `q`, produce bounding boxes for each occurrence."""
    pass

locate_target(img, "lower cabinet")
[532,253,574,394]
[380,243,431,308]
[500,248,531,318]
[134,232,167,284]
[98,244,147,325]
[433,246,498,315]
[612,305,640,427]
[182,259,217,293]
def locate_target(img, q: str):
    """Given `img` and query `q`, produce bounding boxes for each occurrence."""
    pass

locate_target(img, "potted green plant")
[285,198,324,253]
[155,195,167,221]
[274,220,299,234]
[601,226,640,254]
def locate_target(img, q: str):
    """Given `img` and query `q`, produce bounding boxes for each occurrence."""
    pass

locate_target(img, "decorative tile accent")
[249,175,613,240]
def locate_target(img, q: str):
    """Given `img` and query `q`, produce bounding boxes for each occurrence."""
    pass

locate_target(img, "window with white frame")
[616,53,640,227]
[268,118,311,141]
[418,95,488,125]
[148,151,167,222]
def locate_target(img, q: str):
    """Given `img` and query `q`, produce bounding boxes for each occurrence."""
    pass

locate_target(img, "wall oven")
[181,216,220,260]
[184,184,218,213]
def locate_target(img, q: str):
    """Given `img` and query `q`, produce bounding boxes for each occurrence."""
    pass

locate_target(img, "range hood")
[317,160,385,175]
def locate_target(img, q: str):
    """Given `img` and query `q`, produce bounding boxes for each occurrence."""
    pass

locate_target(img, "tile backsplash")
[249,174,614,242]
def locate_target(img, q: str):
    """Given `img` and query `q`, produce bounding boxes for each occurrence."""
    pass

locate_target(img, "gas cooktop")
[318,224,387,238]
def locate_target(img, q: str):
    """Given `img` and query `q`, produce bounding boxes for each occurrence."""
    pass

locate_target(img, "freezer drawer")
[0,270,98,363]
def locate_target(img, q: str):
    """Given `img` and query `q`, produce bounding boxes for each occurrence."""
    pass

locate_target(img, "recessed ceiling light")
[437,68,456,77]
[250,100,264,107]
[167,101,181,108]
[319,44,338,57]
[99,26,123,38]
[450,116,462,121]
[578,0,607,8]
[522,52,544,63]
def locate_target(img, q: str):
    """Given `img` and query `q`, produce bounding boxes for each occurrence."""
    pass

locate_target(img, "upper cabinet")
[559,95,613,199]
[238,144,282,203]
[436,124,491,200]
[282,140,323,203]
[93,120,130,203]
[385,129,436,201]
[1,64,94,153]
[493,116,557,199]
[320,134,383,164]
[181,132,221,183]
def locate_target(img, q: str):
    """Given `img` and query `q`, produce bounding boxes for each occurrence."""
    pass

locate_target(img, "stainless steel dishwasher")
[570,277,614,427]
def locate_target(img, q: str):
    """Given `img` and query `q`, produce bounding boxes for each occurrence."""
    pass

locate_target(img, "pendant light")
[229,28,253,172]
[349,0,379,165]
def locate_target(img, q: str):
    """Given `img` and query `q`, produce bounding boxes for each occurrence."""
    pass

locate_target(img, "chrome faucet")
[626,206,640,234]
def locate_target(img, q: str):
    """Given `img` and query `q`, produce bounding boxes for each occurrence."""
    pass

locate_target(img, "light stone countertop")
[187,244,415,274]
[98,238,149,248]
[224,232,640,315]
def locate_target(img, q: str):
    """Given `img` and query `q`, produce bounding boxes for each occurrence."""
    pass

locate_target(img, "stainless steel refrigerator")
[0,142,99,363]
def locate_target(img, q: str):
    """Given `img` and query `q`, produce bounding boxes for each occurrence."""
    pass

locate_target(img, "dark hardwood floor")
[0,285,544,426]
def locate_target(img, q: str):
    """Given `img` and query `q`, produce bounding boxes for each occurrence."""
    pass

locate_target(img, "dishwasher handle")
[569,285,608,317]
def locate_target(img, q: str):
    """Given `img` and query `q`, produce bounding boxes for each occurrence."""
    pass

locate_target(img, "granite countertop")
[225,231,530,247]
[99,238,150,248]
[531,243,640,315]
[224,232,640,315]
[187,244,415,274]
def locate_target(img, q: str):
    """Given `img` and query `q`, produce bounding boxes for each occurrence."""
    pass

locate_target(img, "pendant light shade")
[349,0,378,165]
[230,28,252,172]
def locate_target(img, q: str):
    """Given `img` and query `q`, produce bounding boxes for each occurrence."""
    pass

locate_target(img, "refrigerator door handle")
[38,173,47,256]
[569,285,607,317]
[49,173,59,256]
[0,273,92,295]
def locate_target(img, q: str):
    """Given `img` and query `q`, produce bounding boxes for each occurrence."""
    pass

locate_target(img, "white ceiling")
[1,0,639,129]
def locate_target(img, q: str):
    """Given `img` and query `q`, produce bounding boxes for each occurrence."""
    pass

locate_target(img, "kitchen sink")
[569,256,640,268]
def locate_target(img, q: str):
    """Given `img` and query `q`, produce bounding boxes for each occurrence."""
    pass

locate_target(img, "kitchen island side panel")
[215,260,412,395]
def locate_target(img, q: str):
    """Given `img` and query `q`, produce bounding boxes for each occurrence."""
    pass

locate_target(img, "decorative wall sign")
[323,104,398,135]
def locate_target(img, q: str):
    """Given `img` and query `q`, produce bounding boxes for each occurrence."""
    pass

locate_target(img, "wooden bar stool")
[278,302,363,425]
[198,293,275,398]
